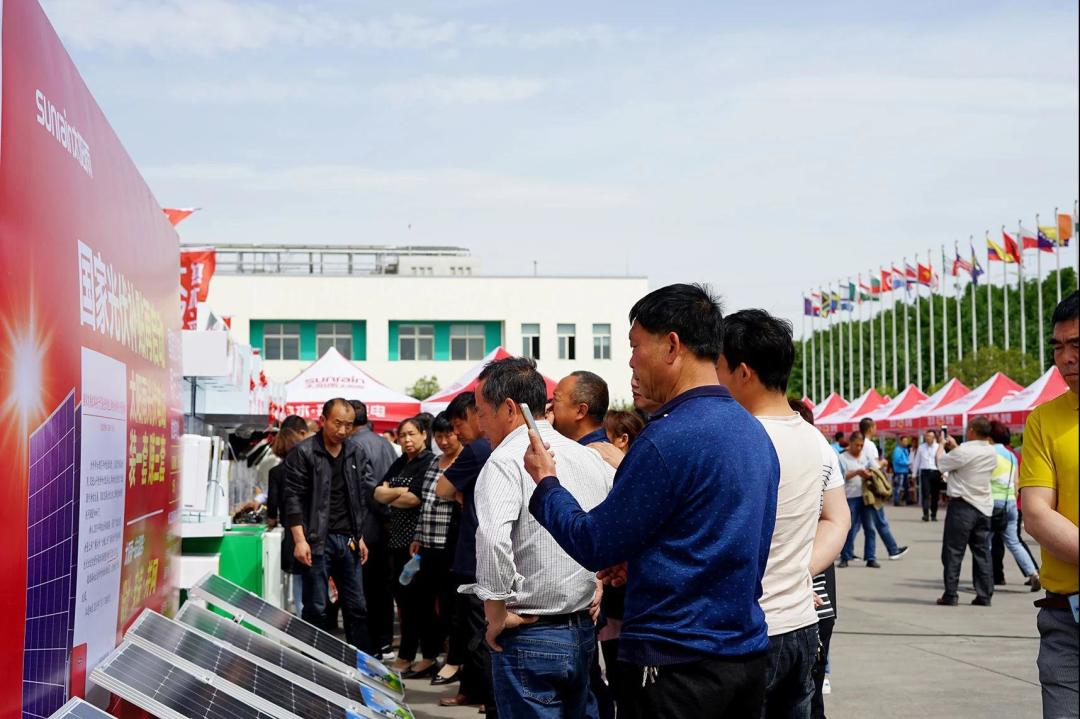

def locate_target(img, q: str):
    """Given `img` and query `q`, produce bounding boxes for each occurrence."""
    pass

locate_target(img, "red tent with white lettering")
[420,347,558,414]
[923,372,1023,432]
[865,384,928,433]
[979,367,1068,431]
[817,389,890,435]
[883,378,970,434]
[284,347,421,430]
[812,392,849,423]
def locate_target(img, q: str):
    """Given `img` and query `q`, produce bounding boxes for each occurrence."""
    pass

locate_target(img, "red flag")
[917,263,933,286]
[163,207,199,226]
[180,249,216,330]
[1001,230,1022,263]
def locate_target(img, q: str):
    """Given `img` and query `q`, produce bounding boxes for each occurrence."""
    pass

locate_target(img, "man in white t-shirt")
[718,310,851,719]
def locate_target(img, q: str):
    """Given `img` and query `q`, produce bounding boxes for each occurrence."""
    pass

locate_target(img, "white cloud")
[42,0,634,56]
[145,163,635,210]
[374,75,549,104]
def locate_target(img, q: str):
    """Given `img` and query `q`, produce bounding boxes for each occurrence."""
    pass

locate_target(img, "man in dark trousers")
[285,397,374,653]
[349,400,399,658]
[434,392,498,715]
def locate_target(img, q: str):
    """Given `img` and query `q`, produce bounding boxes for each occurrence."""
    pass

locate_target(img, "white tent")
[284,347,420,428]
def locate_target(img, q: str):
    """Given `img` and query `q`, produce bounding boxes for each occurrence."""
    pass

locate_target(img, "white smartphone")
[518,403,541,435]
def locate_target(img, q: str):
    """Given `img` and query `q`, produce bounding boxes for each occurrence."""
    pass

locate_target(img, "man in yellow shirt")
[1020,290,1079,719]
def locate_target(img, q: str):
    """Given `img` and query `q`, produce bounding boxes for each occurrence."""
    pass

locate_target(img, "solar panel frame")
[176,603,400,714]
[46,697,114,719]
[90,641,284,719]
[189,573,404,699]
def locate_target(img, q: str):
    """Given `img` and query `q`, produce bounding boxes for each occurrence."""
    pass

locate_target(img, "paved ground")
[402,505,1044,718]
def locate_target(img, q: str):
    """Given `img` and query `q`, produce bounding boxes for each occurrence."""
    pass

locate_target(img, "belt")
[532,610,592,626]
[1034,592,1078,610]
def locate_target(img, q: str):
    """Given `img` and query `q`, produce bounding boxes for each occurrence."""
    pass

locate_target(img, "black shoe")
[922,515,930,522]
[431,668,461,686]
[936,596,958,606]
[404,662,439,680]
[838,560,849,568]
[866,560,881,568]
[889,546,909,560]
[931,516,938,522]
[994,579,1007,586]
[1028,576,1041,592]
[971,597,992,607]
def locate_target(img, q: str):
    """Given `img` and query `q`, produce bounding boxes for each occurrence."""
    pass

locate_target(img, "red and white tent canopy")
[812,392,848,422]
[420,347,559,414]
[799,396,816,410]
[817,389,890,434]
[883,378,970,433]
[924,372,1023,432]
[980,367,1068,430]
[284,347,421,429]
[867,384,928,425]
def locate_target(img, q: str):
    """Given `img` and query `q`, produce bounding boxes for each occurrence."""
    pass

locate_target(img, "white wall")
[207,274,648,405]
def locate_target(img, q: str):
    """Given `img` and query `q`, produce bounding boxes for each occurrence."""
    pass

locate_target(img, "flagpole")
[1002,227,1010,351]
[857,274,864,393]
[915,253,923,388]
[847,279,854,396]
[954,241,963,361]
[891,267,899,389]
[868,271,875,391]
[1036,218,1045,369]
[903,259,911,387]
[928,248,936,387]
[801,303,808,401]
[879,267,886,389]
[970,238,977,356]
[941,245,948,375]
[1054,207,1062,303]
[819,289,826,400]
[829,288,836,395]
[1018,222,1027,356]
[986,231,993,348]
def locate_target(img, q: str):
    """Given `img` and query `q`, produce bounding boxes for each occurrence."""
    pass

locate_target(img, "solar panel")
[127,611,409,719]
[190,573,404,699]
[23,393,78,719]
[46,697,114,719]
[176,603,405,712]
[90,641,281,719]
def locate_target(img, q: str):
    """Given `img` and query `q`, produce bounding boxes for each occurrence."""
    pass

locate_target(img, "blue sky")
[42,0,1079,327]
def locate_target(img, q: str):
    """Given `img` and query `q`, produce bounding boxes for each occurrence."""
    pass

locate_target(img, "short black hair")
[432,412,453,434]
[321,398,354,419]
[414,412,435,435]
[833,431,844,441]
[858,417,875,434]
[349,400,368,426]
[988,419,1011,445]
[569,371,609,424]
[629,283,724,361]
[720,309,794,392]
[968,416,992,439]
[280,415,308,434]
[445,392,476,422]
[1051,290,1079,326]
[477,357,547,417]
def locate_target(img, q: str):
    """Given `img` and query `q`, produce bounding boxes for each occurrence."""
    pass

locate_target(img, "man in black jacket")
[285,397,374,652]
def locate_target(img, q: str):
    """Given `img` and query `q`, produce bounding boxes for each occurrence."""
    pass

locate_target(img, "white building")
[200,244,648,405]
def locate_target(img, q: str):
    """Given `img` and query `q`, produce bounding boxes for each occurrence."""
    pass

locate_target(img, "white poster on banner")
[72,347,128,670]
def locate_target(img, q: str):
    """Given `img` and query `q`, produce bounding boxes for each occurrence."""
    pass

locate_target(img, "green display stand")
[183,525,267,595]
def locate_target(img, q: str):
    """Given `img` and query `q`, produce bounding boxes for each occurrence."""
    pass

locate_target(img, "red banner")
[0,1,182,715]
[180,248,216,329]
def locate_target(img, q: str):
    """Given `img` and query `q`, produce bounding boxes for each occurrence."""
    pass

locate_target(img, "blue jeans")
[892,473,910,505]
[301,533,370,652]
[842,499,900,561]
[991,500,1037,577]
[763,623,819,719]
[291,572,304,616]
[489,613,599,718]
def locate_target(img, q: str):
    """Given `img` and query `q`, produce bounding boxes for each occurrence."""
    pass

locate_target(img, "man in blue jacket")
[524,283,780,718]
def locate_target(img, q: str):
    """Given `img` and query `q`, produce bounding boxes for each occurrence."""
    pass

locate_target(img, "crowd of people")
[260,285,1077,719]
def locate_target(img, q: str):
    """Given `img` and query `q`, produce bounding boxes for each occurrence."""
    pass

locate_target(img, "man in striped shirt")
[463,357,614,718]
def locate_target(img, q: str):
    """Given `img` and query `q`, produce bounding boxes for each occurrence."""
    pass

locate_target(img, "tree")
[945,347,1043,390]
[407,375,440,401]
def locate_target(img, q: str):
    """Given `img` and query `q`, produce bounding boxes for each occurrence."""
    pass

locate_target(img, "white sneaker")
[822,677,832,695]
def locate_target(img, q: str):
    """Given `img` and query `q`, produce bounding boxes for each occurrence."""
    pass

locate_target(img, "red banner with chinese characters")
[0,1,182,716]
[180,248,216,330]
